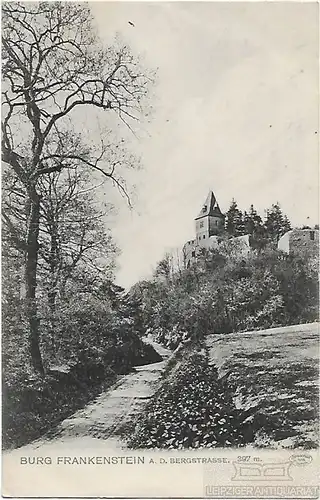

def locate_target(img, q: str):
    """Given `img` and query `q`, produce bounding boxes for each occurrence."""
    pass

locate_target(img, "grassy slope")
[206,322,319,448]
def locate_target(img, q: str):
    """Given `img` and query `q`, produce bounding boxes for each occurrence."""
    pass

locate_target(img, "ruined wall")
[183,234,249,267]
[278,229,319,258]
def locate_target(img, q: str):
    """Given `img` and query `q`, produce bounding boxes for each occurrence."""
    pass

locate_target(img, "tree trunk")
[48,287,57,353]
[25,185,44,374]
[48,219,59,353]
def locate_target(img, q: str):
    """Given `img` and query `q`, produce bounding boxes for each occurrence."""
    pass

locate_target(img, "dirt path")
[6,339,171,455]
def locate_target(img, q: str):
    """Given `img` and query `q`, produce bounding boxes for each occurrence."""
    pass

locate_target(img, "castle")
[182,191,250,268]
[183,190,319,268]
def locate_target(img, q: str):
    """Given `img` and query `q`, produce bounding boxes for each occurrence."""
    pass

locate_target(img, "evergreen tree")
[225,199,245,236]
[244,205,263,235]
[243,205,267,250]
[264,203,292,243]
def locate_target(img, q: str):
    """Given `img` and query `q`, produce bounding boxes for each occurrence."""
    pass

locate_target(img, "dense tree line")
[224,200,292,248]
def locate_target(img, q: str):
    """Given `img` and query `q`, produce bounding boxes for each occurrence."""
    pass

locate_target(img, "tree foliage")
[133,243,318,350]
[2,2,159,448]
[224,199,292,250]
[2,1,153,372]
[225,199,245,236]
[265,202,292,244]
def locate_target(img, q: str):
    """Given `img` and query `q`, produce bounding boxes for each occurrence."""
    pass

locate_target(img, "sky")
[89,1,319,288]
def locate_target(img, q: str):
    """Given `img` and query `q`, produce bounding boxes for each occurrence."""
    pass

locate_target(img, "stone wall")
[278,229,319,258]
[183,234,250,268]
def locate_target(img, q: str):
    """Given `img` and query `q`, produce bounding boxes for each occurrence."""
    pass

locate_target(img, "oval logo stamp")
[289,454,313,467]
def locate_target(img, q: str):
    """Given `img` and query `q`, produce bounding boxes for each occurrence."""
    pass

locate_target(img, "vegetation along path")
[4,339,172,455]
[4,323,318,456]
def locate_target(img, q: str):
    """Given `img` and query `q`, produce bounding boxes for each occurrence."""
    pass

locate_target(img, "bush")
[2,365,118,449]
[2,290,159,449]
[127,347,254,449]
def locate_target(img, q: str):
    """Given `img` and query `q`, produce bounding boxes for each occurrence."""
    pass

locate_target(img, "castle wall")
[232,234,251,254]
[208,215,224,235]
[195,216,210,243]
[278,229,319,257]
[182,239,196,268]
[277,232,290,253]
[183,235,249,268]
[195,215,224,243]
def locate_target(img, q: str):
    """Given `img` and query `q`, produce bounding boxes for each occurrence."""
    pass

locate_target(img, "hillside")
[127,323,319,450]
[206,322,319,448]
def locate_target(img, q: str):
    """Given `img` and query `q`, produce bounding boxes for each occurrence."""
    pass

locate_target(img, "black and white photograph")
[1,1,319,497]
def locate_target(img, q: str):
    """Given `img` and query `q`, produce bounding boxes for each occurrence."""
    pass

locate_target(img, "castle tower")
[195,191,225,245]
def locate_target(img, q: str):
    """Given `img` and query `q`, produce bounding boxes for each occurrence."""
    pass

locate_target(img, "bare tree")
[39,169,118,356]
[38,167,118,311]
[2,2,153,373]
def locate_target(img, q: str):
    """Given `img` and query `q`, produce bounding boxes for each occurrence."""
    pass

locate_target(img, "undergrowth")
[127,346,255,449]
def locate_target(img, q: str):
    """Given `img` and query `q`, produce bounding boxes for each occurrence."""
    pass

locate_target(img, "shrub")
[2,290,158,449]
[128,347,255,449]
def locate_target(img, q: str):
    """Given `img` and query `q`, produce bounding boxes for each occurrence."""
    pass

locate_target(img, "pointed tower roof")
[195,191,224,220]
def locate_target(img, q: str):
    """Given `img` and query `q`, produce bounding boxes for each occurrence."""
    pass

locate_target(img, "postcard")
[2,1,319,498]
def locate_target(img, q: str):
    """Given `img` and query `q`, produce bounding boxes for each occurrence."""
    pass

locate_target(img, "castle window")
[310,231,315,241]
[200,221,204,228]
[203,235,205,239]
[192,251,195,257]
